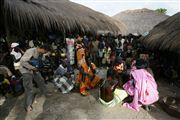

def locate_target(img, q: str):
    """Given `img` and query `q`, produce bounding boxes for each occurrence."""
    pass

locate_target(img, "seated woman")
[75,40,86,67]
[76,58,103,96]
[123,59,159,111]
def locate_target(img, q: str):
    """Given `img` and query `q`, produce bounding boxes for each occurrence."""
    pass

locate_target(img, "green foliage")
[155,8,167,14]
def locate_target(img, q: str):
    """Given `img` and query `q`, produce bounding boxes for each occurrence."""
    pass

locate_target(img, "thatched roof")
[113,19,128,35]
[140,12,180,53]
[1,0,120,33]
[113,8,169,35]
[97,19,128,35]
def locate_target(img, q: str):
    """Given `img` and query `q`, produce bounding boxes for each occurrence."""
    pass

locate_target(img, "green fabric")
[99,88,128,107]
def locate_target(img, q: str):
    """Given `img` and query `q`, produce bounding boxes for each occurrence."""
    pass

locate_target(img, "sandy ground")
[0,68,180,120]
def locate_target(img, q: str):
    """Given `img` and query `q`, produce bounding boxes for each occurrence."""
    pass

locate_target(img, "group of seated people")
[73,42,159,111]
[99,57,159,111]
[0,34,159,112]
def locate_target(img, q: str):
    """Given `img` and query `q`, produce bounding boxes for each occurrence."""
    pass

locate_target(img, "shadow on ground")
[0,96,18,120]
[1,70,180,120]
[145,78,180,120]
[34,90,102,120]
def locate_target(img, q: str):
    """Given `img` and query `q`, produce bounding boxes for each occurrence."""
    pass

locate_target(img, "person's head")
[114,57,124,73]
[118,34,122,40]
[114,56,123,66]
[76,34,82,42]
[135,58,148,69]
[37,44,51,54]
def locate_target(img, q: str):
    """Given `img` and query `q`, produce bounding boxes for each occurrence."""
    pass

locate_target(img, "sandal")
[81,91,89,96]
[25,105,33,112]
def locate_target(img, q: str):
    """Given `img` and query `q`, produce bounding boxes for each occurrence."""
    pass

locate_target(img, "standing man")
[19,44,52,112]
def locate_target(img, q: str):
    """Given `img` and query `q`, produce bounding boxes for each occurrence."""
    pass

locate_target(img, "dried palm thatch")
[113,8,169,35]
[97,19,128,35]
[113,19,128,35]
[1,0,120,33]
[141,12,180,53]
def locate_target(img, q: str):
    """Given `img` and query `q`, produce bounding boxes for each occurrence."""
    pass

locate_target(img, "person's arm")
[20,49,36,70]
[91,63,97,74]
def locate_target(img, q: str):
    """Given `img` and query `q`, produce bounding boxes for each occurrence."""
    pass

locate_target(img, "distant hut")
[113,19,128,35]
[113,8,169,35]
[141,12,180,53]
[0,0,120,35]
[97,19,127,36]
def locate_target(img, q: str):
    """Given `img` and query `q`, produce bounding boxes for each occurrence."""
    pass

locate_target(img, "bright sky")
[70,0,180,16]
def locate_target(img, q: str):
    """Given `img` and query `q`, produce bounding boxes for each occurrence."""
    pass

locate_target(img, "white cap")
[11,43,19,48]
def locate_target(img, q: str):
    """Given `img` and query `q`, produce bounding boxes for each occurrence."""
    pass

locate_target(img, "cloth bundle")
[54,75,74,94]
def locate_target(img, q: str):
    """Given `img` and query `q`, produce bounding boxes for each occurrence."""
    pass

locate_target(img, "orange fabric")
[90,75,101,87]
[75,73,81,84]
[80,82,86,92]
[77,62,101,94]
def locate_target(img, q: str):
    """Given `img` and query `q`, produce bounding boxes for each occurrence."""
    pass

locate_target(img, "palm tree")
[155,8,167,15]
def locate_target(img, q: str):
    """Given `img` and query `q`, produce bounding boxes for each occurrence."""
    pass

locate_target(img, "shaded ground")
[0,68,180,120]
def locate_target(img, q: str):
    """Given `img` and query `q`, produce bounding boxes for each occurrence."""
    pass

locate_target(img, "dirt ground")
[0,68,180,120]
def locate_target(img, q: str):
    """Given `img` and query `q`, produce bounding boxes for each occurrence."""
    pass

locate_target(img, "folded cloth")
[54,76,74,94]
[54,64,67,76]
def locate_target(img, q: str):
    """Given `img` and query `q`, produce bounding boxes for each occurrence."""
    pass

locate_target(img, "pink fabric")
[123,80,134,96]
[123,69,159,111]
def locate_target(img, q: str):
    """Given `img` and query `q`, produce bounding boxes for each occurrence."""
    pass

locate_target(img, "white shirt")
[11,49,22,60]
[120,39,125,51]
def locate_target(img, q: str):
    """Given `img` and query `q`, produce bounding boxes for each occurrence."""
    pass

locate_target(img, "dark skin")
[107,66,124,88]
[86,59,96,74]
